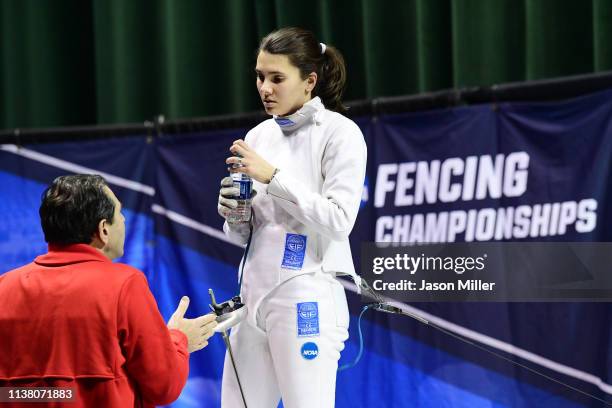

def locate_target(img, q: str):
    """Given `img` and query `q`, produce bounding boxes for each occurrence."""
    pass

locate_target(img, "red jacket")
[0,244,189,407]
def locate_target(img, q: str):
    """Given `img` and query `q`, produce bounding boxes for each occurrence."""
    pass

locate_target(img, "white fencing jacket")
[223,97,367,325]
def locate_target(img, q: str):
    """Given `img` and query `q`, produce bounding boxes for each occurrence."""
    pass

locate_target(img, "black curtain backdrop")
[1,0,611,129]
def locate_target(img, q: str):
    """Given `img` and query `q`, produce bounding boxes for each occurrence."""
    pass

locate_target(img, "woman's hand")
[227,139,276,184]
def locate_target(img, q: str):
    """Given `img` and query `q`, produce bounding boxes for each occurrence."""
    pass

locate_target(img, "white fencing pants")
[221,272,350,408]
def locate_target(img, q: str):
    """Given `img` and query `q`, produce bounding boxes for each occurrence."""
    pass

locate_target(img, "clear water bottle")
[227,171,253,223]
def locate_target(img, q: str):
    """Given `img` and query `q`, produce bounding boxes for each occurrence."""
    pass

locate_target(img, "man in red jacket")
[0,174,217,407]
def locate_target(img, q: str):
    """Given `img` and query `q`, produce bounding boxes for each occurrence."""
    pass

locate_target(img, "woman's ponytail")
[316,45,347,114]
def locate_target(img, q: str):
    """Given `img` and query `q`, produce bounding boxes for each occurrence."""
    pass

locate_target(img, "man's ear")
[97,219,110,245]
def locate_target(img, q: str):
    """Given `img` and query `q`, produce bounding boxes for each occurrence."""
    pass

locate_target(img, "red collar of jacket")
[35,244,111,266]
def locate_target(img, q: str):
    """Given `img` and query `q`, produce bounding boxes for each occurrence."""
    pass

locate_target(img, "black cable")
[389,307,612,406]
[363,304,612,406]
[358,279,611,405]
[222,332,248,408]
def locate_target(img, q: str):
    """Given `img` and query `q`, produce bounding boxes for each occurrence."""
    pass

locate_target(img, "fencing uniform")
[221,97,367,408]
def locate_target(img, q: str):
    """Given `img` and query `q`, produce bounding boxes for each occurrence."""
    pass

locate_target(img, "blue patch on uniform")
[275,117,295,127]
[281,234,307,270]
[297,302,319,337]
[301,342,319,360]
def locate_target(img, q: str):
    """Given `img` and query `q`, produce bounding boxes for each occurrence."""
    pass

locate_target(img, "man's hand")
[167,296,217,353]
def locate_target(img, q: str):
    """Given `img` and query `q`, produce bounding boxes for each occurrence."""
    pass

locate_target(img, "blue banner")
[1,89,611,407]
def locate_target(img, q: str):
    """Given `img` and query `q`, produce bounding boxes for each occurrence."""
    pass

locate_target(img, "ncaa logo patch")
[301,342,319,360]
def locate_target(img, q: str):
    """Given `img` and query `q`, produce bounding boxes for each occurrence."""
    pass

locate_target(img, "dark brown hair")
[39,174,115,244]
[258,27,347,113]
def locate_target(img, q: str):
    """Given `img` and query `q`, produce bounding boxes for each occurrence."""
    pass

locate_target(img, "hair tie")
[320,42,326,55]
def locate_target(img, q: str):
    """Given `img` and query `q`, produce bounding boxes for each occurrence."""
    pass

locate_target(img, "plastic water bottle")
[227,170,253,223]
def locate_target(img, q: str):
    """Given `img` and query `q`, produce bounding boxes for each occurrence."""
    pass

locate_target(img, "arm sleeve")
[117,273,189,406]
[266,121,367,241]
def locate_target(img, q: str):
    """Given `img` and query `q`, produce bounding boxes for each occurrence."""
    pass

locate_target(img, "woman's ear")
[306,72,318,93]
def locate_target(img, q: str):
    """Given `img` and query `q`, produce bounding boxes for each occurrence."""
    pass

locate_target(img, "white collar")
[273,97,324,132]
